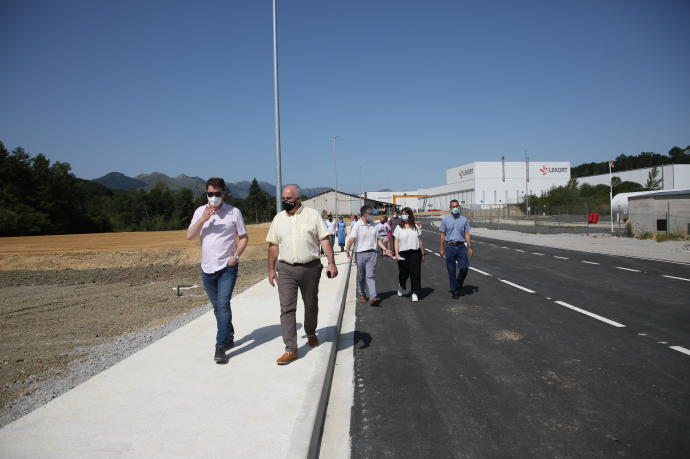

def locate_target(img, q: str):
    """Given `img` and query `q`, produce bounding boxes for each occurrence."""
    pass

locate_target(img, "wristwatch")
[233,255,240,261]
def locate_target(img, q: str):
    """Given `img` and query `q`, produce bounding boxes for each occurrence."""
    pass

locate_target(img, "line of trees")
[0,142,276,237]
[571,146,690,178]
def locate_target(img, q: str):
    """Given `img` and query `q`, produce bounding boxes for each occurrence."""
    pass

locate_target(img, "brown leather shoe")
[307,335,319,347]
[276,351,298,365]
[369,297,381,306]
[359,296,368,303]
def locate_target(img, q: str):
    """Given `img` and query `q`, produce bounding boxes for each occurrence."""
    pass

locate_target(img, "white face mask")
[401,215,409,221]
[208,196,222,207]
[451,207,460,215]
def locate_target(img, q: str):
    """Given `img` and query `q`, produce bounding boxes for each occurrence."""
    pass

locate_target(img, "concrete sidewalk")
[0,256,353,459]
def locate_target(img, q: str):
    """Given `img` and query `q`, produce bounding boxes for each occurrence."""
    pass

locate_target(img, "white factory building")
[364,160,572,211]
[576,164,690,190]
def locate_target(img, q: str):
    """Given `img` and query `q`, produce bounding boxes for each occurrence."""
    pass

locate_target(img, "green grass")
[656,233,687,242]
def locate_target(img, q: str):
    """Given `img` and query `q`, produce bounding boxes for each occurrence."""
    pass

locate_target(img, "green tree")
[645,167,662,190]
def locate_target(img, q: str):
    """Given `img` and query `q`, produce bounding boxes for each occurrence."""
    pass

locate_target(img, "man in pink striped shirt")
[187,177,248,364]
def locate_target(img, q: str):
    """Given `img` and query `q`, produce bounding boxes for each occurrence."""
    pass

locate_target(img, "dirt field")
[0,224,270,421]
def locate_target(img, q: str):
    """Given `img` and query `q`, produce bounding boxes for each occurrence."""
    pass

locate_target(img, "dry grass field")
[0,223,271,271]
[0,223,271,424]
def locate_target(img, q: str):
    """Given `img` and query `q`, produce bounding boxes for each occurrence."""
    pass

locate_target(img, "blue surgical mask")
[401,215,409,221]
[451,207,460,215]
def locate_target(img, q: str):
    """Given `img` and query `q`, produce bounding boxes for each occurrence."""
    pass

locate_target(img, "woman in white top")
[393,207,425,301]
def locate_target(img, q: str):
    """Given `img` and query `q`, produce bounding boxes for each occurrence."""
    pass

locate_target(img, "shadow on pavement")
[461,285,479,296]
[337,330,372,351]
[227,323,301,359]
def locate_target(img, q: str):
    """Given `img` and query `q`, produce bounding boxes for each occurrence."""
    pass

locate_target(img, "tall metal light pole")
[272,0,283,214]
[332,136,341,216]
[524,151,530,217]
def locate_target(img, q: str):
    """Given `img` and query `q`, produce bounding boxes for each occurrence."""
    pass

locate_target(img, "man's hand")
[202,205,216,222]
[468,247,473,257]
[327,263,338,279]
[346,251,352,260]
[227,256,239,267]
[268,269,277,287]
[439,247,445,257]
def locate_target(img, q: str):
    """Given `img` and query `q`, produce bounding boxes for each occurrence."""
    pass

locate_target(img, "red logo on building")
[539,165,548,175]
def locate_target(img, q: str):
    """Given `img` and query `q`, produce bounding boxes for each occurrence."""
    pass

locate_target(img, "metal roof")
[627,188,690,199]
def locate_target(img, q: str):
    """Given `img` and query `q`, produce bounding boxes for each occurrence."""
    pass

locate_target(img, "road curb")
[307,253,354,459]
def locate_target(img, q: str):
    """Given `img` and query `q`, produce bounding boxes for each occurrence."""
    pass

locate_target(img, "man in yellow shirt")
[266,185,338,365]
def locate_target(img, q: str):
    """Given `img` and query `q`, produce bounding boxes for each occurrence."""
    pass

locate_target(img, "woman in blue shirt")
[336,215,347,252]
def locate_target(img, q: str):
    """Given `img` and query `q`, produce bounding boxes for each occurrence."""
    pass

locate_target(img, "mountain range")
[92,172,330,199]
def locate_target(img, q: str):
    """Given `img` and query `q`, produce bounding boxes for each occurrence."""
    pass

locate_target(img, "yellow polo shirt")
[266,205,330,263]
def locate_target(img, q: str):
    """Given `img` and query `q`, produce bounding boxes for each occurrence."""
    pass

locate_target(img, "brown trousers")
[276,259,322,352]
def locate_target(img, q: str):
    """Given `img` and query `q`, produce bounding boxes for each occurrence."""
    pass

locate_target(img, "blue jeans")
[445,243,469,294]
[201,264,238,348]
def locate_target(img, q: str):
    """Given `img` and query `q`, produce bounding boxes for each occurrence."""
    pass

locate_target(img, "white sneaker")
[411,293,419,302]
[397,287,404,296]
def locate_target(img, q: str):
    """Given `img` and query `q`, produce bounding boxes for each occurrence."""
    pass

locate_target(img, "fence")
[460,204,629,235]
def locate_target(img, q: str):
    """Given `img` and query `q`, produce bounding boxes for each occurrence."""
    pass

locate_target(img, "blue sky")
[2,0,689,193]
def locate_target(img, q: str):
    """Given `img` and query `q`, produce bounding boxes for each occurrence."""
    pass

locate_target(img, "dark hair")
[206,177,226,191]
[399,207,416,229]
[360,205,372,215]
[449,199,459,206]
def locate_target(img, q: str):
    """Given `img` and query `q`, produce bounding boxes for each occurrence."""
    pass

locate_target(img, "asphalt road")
[350,220,690,458]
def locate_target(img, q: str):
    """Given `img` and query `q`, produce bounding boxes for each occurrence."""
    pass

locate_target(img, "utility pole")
[333,136,341,215]
[272,0,283,214]
[525,152,529,216]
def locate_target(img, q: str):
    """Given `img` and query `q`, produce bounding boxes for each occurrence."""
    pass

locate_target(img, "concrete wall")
[629,194,690,236]
[577,164,690,190]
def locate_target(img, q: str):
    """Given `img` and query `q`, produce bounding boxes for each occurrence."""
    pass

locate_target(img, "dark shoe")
[223,339,234,351]
[214,347,228,364]
[307,334,319,347]
[452,292,460,299]
[369,297,381,306]
[276,351,298,365]
[359,296,368,303]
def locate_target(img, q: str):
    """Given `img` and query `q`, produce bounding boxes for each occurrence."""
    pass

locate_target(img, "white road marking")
[499,279,535,293]
[638,333,647,336]
[434,252,441,257]
[553,256,568,260]
[581,261,599,265]
[425,248,433,252]
[531,252,544,256]
[662,275,690,282]
[469,267,491,276]
[616,267,641,272]
[670,346,690,356]
[554,300,625,328]
[501,246,510,249]
[515,249,525,253]
[658,341,668,345]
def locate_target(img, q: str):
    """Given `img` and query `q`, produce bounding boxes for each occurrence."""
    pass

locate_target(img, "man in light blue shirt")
[439,200,473,299]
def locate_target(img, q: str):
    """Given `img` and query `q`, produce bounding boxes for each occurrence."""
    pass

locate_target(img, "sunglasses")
[207,192,223,197]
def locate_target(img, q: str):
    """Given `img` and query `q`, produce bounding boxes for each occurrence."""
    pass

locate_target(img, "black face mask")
[282,199,297,211]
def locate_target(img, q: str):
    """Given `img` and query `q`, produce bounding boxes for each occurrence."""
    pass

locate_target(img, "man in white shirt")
[187,177,248,364]
[266,185,338,365]
[324,214,337,252]
[346,205,390,306]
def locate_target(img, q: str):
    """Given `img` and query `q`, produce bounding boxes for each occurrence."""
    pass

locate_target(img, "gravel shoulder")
[0,258,268,427]
[471,227,690,263]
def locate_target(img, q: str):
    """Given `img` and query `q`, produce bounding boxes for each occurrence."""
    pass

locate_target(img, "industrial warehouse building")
[301,189,395,216]
[577,164,690,190]
[364,160,572,211]
[628,189,690,236]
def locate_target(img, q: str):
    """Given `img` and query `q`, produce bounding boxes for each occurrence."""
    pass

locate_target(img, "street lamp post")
[333,136,341,215]
[272,0,283,215]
